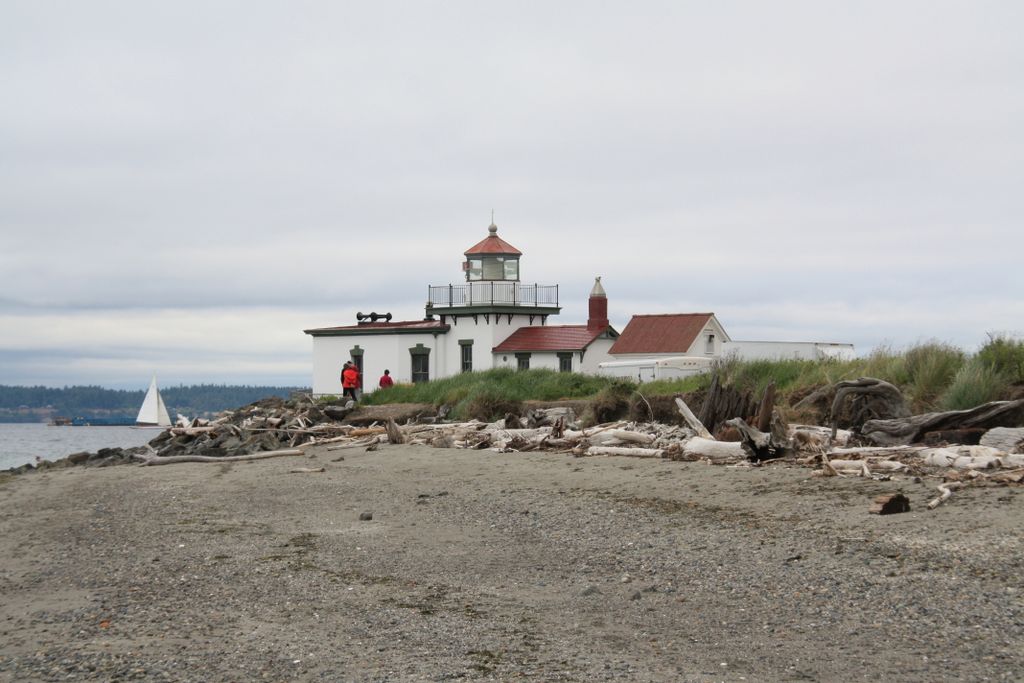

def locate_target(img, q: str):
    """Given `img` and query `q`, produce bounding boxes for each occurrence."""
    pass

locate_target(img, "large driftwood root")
[861,399,1024,446]
[830,378,909,439]
[723,417,790,462]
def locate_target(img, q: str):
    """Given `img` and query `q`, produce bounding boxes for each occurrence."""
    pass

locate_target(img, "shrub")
[902,341,965,409]
[940,360,1011,410]
[976,334,1024,384]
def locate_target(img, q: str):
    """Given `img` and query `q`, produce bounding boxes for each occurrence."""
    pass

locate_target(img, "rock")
[323,406,352,421]
[629,591,642,600]
[148,430,172,445]
[359,512,373,521]
[581,586,601,596]
[219,436,243,453]
[67,451,90,465]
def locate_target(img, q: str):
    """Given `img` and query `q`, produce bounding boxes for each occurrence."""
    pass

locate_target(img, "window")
[411,354,429,383]
[481,256,504,280]
[503,258,519,280]
[409,344,431,383]
[466,259,483,281]
[705,333,715,354]
[459,340,473,373]
[516,353,531,371]
[558,353,573,373]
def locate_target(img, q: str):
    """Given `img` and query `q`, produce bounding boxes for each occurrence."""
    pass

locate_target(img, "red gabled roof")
[608,313,715,355]
[465,229,522,256]
[493,325,609,352]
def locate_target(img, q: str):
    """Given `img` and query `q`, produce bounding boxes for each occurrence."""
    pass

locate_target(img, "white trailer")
[598,356,715,382]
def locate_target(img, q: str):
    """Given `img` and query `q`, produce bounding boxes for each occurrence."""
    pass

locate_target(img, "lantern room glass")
[466,256,519,281]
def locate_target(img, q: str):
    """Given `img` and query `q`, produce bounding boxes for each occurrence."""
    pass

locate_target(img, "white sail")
[136,375,172,427]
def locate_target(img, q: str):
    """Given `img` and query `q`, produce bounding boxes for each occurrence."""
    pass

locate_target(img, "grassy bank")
[352,336,1024,421]
[359,368,624,421]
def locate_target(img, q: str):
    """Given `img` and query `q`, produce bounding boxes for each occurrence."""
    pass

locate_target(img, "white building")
[304,222,618,395]
[599,313,855,382]
[608,313,731,359]
[722,340,855,361]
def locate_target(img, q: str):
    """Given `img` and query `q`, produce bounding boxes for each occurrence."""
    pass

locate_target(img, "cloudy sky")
[2,1,1021,388]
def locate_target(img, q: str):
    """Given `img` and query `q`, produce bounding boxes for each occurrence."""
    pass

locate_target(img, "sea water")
[0,423,157,470]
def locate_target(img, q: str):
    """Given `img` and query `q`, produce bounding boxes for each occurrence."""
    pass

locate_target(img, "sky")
[1,1,1022,389]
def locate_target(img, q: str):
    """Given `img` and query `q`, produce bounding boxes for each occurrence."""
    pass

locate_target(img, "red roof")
[304,319,449,335]
[608,313,716,355]
[465,231,522,256]
[493,325,608,352]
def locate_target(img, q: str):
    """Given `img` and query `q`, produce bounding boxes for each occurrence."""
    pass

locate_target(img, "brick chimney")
[587,277,609,331]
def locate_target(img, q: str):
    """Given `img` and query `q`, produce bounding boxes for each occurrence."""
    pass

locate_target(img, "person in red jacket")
[378,369,394,389]
[341,361,360,402]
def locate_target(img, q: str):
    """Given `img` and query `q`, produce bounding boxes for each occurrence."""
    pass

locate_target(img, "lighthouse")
[304,219,617,393]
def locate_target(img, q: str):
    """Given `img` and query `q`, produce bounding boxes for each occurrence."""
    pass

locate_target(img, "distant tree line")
[0,384,310,422]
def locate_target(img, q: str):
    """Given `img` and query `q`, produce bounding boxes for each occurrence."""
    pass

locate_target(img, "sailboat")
[135,375,172,428]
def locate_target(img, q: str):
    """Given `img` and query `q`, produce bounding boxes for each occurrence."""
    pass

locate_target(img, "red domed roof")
[464,223,522,256]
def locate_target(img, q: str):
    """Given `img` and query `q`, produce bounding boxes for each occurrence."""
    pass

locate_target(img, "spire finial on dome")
[488,209,497,235]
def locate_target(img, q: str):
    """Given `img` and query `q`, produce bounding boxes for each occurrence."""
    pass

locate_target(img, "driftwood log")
[928,481,965,509]
[586,446,665,458]
[756,382,776,432]
[979,427,1024,453]
[830,378,909,439]
[134,448,304,466]
[682,437,745,462]
[869,493,910,515]
[674,397,712,439]
[385,418,406,444]
[860,399,1024,446]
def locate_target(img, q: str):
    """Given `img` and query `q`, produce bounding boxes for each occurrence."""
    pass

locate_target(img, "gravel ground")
[0,444,1022,682]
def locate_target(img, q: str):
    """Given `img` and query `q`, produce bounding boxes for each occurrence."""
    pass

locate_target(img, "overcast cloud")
[1,1,1021,388]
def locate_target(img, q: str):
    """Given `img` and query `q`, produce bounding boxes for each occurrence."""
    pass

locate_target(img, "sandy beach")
[1,444,1021,682]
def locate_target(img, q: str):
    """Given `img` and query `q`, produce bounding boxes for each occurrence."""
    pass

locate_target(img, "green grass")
[940,359,1011,410]
[903,341,966,410]
[350,336,1020,421]
[357,368,621,421]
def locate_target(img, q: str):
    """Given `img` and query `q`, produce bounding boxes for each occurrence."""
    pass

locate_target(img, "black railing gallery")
[427,283,559,308]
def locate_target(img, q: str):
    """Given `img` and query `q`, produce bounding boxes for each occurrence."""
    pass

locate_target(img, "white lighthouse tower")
[425,219,562,375]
